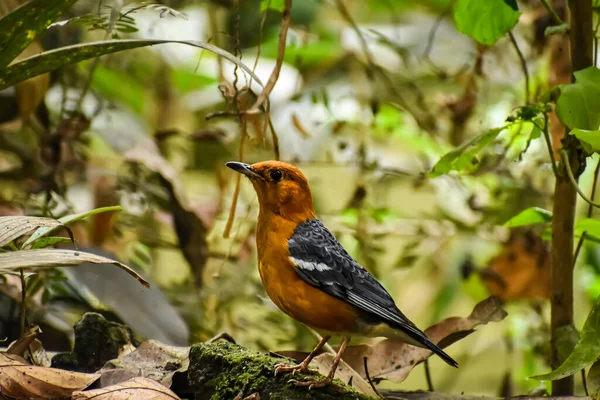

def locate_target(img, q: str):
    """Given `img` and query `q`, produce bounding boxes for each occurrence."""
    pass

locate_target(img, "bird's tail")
[387,323,458,368]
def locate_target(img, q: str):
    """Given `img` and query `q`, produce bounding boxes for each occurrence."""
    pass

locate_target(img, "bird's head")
[226,160,315,222]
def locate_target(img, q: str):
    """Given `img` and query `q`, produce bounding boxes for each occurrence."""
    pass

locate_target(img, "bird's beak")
[226,161,263,180]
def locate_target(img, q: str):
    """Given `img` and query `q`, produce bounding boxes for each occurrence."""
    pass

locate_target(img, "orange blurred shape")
[482,231,551,302]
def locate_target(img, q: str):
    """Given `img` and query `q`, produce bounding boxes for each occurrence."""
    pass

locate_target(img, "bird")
[226,160,458,388]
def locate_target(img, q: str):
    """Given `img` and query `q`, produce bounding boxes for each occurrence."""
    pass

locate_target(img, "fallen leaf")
[7,325,40,356]
[99,340,190,388]
[311,354,378,398]
[482,231,551,301]
[326,296,506,382]
[0,353,99,399]
[72,376,180,399]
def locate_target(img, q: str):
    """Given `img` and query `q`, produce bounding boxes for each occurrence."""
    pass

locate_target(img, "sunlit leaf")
[0,0,76,68]
[531,296,600,381]
[22,206,122,248]
[31,236,75,249]
[570,129,600,153]
[260,0,285,12]
[575,218,600,240]
[504,207,552,227]
[429,127,505,177]
[453,0,521,45]
[0,39,264,91]
[0,249,149,288]
[556,67,600,131]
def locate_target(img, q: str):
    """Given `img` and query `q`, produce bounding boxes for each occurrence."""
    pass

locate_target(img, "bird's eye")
[270,169,283,181]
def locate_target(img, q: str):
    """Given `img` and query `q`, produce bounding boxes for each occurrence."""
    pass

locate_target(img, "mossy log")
[187,341,375,400]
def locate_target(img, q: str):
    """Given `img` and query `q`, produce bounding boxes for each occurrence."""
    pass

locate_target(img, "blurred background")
[0,0,598,396]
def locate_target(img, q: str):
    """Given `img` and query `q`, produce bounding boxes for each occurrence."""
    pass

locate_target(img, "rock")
[51,312,135,373]
[186,341,374,400]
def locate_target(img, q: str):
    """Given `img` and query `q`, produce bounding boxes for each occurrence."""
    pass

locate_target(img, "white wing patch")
[290,257,331,271]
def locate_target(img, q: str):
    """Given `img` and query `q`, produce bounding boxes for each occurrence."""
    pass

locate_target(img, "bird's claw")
[274,363,314,377]
[288,378,331,390]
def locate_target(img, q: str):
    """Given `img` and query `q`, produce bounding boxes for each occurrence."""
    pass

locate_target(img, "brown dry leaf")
[72,376,180,400]
[311,354,378,398]
[482,232,551,302]
[7,325,40,356]
[0,353,99,399]
[325,296,506,382]
[99,340,190,388]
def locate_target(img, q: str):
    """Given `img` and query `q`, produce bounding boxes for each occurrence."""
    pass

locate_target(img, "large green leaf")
[453,0,521,45]
[429,127,505,177]
[556,67,600,131]
[531,296,600,381]
[0,0,76,68]
[504,207,552,227]
[0,39,264,91]
[570,129,600,153]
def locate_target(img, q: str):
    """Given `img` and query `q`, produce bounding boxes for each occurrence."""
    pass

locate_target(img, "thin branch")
[424,359,434,392]
[541,0,565,25]
[363,357,385,400]
[561,149,600,208]
[423,6,450,61]
[247,0,292,113]
[573,231,586,268]
[508,31,530,104]
[19,269,26,336]
[583,368,589,396]
[539,112,559,177]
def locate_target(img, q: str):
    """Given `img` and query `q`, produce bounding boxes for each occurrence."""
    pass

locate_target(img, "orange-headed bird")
[226,160,457,388]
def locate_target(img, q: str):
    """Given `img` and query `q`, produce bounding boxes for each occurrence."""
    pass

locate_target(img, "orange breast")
[259,259,361,333]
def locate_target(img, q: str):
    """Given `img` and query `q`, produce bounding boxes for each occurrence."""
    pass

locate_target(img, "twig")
[423,6,450,61]
[424,358,434,391]
[561,149,600,208]
[573,231,586,268]
[583,368,589,396]
[508,31,530,104]
[19,269,26,336]
[541,0,565,25]
[363,357,385,400]
[247,0,292,113]
[539,112,559,177]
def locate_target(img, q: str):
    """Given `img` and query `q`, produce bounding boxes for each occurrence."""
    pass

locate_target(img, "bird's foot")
[288,377,333,390]
[274,362,315,377]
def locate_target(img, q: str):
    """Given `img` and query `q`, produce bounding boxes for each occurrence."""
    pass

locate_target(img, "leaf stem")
[541,0,565,25]
[19,268,26,336]
[561,149,600,208]
[540,112,559,177]
[508,31,530,104]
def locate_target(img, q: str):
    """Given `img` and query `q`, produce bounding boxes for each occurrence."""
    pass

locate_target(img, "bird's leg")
[274,335,331,376]
[290,336,350,389]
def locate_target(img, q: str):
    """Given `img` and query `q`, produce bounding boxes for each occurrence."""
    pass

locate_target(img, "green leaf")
[588,360,600,399]
[31,236,75,249]
[453,0,521,45]
[0,249,148,288]
[556,67,600,130]
[429,127,505,177]
[544,23,569,37]
[570,129,600,153]
[0,0,77,68]
[22,206,122,249]
[575,218,600,241]
[531,296,600,381]
[504,207,552,227]
[0,39,264,91]
[260,0,285,12]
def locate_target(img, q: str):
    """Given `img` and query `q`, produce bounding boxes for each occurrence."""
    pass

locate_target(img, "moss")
[187,341,375,400]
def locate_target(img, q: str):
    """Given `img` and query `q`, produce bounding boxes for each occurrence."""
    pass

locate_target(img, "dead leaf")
[72,376,180,400]
[0,353,99,399]
[0,249,149,288]
[311,354,379,398]
[7,325,40,356]
[0,216,68,247]
[99,340,190,388]
[482,231,551,301]
[327,296,506,382]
